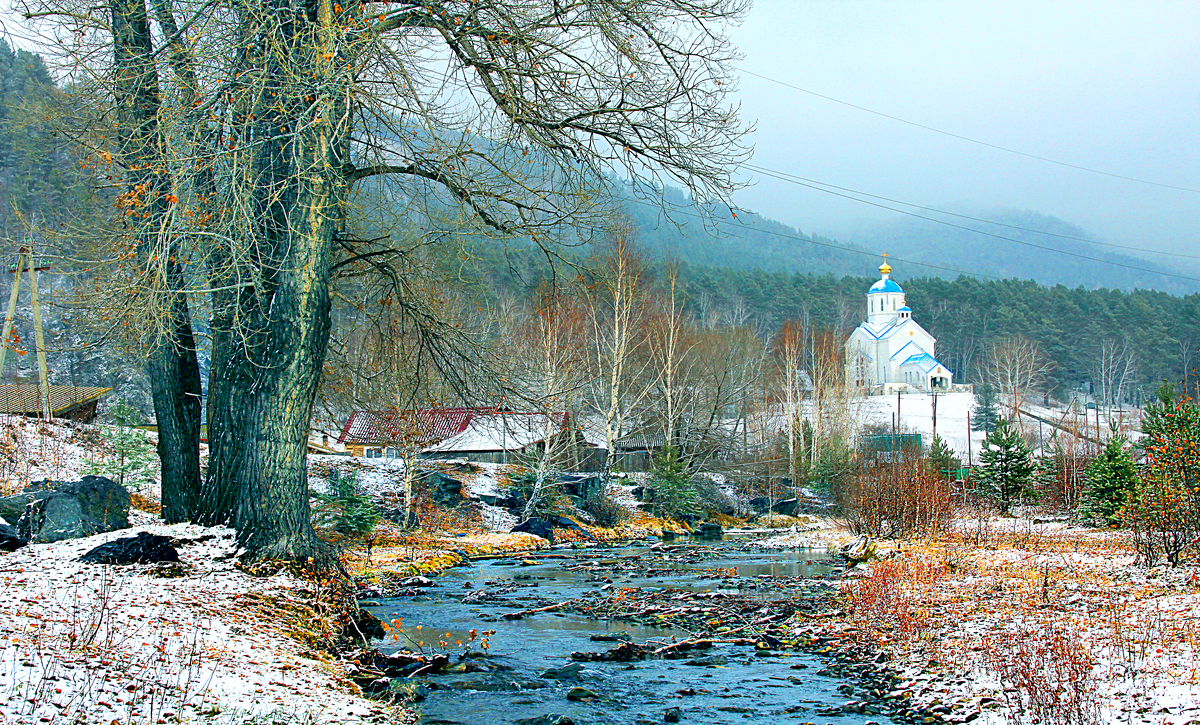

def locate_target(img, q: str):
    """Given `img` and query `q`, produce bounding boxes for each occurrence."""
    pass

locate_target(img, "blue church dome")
[868,278,904,294]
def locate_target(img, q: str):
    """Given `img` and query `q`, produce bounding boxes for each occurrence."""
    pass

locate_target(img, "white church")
[845,256,954,394]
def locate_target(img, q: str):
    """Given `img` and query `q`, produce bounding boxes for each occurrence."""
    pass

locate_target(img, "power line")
[741,165,1200,283]
[744,163,1200,262]
[735,66,1200,196]
[621,196,1004,281]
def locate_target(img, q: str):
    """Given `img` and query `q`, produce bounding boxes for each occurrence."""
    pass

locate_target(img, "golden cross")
[882,252,889,262]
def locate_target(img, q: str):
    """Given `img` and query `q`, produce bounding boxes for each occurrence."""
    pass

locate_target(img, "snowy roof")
[899,352,946,374]
[858,317,910,340]
[868,278,904,294]
[421,412,568,453]
[889,339,926,361]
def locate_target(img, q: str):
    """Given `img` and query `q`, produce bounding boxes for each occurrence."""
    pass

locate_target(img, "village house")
[337,407,575,463]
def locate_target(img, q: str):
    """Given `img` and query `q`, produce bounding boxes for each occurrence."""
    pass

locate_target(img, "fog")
[2,1,1197,260]
[727,0,1200,259]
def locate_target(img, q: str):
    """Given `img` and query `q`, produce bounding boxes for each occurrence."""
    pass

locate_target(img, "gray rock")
[0,476,130,543]
[839,535,877,564]
[79,532,179,564]
[539,663,585,680]
[566,686,597,701]
[418,471,464,506]
[664,707,683,723]
[515,715,575,725]
[0,516,27,552]
[771,497,800,516]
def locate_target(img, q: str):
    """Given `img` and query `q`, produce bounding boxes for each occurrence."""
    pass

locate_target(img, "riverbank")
[0,519,400,725]
[760,517,1200,725]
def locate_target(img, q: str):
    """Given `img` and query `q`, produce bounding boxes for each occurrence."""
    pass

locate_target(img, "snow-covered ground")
[0,522,390,725]
[851,392,984,464]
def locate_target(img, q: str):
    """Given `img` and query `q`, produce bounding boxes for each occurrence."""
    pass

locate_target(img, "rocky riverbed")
[351,536,984,725]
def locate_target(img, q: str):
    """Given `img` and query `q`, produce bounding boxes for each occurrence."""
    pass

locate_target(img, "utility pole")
[966,411,972,466]
[931,392,938,440]
[0,246,51,420]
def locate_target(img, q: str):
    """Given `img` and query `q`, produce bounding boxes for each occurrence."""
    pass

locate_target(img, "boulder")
[0,476,130,543]
[694,522,723,539]
[0,516,27,552]
[418,471,464,506]
[747,496,771,513]
[566,686,597,701]
[839,535,878,564]
[539,662,585,681]
[771,498,800,516]
[79,532,179,564]
[512,518,555,541]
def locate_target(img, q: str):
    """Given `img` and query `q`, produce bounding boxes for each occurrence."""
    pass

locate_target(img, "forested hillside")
[681,265,1195,399]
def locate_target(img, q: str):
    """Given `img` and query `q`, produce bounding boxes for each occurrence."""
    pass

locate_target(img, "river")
[367,537,892,725]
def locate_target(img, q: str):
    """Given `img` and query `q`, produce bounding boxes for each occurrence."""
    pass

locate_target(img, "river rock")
[79,532,180,564]
[399,575,433,587]
[0,476,130,543]
[840,535,878,564]
[0,516,27,552]
[694,522,723,538]
[566,686,597,701]
[748,496,771,513]
[515,716,574,725]
[539,662,584,680]
[664,707,683,722]
[512,518,555,541]
[590,631,632,642]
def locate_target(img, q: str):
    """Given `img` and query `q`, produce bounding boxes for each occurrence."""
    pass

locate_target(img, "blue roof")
[898,305,912,312]
[868,278,904,294]
[899,353,947,374]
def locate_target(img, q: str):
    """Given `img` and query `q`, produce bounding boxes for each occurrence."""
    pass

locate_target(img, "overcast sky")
[2,1,1197,259]
[726,0,1200,258]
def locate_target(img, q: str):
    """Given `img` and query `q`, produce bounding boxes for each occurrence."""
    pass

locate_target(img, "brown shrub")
[842,459,953,538]
[982,624,1100,725]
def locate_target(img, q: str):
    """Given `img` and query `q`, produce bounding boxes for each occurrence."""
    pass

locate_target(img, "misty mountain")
[625,191,1199,294]
[824,207,1200,294]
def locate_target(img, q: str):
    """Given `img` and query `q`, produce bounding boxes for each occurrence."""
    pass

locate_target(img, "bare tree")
[22,0,750,560]
[1092,338,1138,433]
[983,336,1052,421]
[585,224,653,478]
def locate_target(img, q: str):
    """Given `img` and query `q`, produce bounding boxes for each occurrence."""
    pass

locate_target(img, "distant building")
[845,257,953,394]
[0,384,111,423]
[337,407,573,462]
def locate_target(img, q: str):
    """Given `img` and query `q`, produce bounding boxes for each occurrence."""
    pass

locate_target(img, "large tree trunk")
[151,283,203,523]
[109,0,202,522]
[204,0,348,561]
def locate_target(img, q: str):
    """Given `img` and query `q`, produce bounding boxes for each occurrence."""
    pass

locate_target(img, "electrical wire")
[742,164,1200,283]
[735,66,1200,195]
[745,163,1200,262]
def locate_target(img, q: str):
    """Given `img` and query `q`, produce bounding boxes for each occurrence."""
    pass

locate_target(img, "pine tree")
[1080,437,1138,525]
[975,420,1036,515]
[971,384,1001,434]
[649,446,697,521]
[85,399,159,494]
[927,435,961,479]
